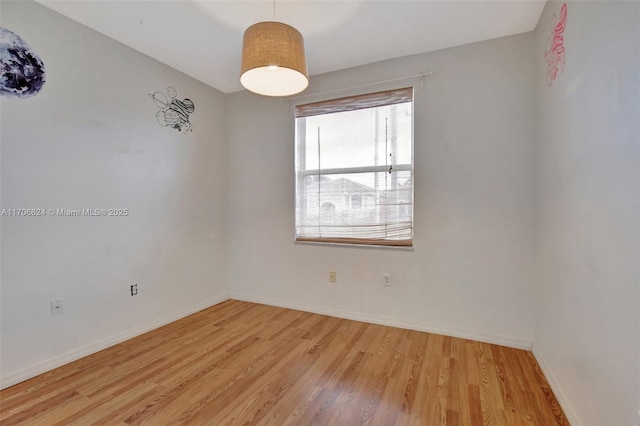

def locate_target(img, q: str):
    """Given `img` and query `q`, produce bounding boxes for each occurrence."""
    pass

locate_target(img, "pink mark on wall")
[544,3,567,86]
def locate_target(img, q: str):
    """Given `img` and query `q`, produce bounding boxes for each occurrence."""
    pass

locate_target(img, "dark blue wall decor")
[0,27,46,98]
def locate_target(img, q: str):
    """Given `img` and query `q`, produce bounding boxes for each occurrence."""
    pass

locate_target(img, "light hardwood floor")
[0,300,568,425]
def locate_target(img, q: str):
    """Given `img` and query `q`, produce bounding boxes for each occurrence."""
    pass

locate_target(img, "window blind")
[295,87,413,118]
[294,87,414,247]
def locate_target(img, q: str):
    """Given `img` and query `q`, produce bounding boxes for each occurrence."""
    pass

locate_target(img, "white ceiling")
[36,0,546,94]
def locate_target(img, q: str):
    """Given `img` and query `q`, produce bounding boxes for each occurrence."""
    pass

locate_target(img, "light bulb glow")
[240,66,308,97]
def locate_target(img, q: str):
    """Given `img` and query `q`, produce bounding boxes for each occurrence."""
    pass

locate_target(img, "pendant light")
[240,2,308,97]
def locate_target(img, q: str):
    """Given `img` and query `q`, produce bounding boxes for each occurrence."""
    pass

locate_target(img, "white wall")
[227,33,537,348]
[532,1,640,425]
[0,1,228,387]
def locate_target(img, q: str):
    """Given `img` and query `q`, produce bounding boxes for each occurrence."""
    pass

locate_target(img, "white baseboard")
[229,292,532,350]
[531,345,582,426]
[0,294,230,390]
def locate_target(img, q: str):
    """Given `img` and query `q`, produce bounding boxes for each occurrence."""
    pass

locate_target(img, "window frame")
[294,87,415,248]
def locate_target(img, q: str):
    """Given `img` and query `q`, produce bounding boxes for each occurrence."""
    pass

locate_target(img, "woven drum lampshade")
[240,21,309,97]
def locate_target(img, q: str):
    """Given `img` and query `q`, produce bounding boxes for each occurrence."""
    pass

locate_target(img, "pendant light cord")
[273,0,276,20]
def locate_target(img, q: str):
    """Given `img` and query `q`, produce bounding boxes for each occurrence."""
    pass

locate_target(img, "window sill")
[294,239,414,251]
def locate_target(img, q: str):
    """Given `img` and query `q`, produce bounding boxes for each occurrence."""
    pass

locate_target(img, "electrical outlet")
[50,298,63,316]
[384,273,391,286]
[329,272,336,283]
[130,283,138,296]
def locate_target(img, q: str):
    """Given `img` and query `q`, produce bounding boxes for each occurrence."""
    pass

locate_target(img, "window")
[295,87,414,247]
[350,194,363,209]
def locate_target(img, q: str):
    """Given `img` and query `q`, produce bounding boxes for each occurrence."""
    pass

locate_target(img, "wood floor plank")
[0,300,569,425]
[263,321,369,426]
